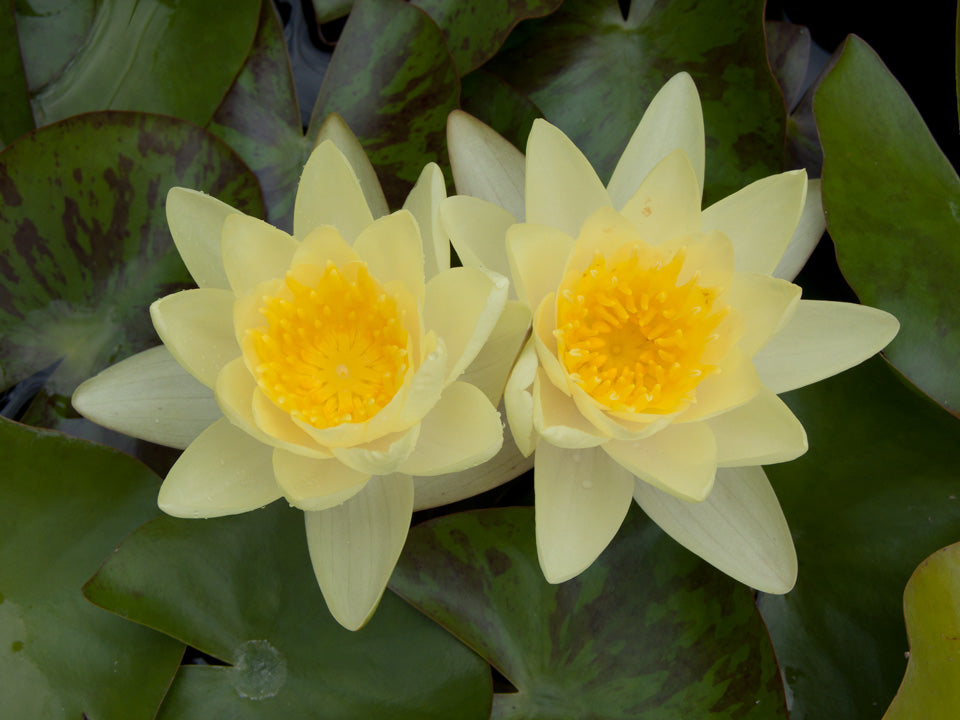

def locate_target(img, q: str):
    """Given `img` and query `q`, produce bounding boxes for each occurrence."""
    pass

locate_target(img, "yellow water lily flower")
[441,73,900,590]
[73,116,508,630]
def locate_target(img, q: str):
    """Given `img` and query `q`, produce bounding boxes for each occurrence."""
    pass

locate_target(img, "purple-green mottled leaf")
[391,506,788,720]
[84,502,492,720]
[310,0,459,207]
[884,542,960,719]
[311,0,352,23]
[411,0,562,75]
[0,1,33,147]
[765,20,811,112]
[761,358,960,720]
[22,0,261,127]
[485,0,785,204]
[461,69,541,152]
[0,111,264,400]
[0,417,183,719]
[209,0,311,232]
[815,36,960,414]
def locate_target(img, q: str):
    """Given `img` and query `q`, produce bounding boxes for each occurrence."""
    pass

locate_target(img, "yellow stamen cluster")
[556,248,725,414]
[250,262,408,429]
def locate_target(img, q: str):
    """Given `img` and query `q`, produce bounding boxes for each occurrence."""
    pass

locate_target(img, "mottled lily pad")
[391,506,788,719]
[485,0,785,204]
[21,0,260,127]
[209,0,312,231]
[815,36,960,414]
[0,111,264,407]
[0,5,33,147]
[84,502,492,719]
[411,0,562,75]
[883,542,960,719]
[0,417,182,719]
[761,358,960,720]
[310,0,459,207]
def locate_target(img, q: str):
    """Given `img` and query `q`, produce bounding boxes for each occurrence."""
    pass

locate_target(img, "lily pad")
[13,0,97,94]
[0,417,183,719]
[765,20,811,112]
[391,506,788,719]
[460,69,542,152]
[84,502,492,719]
[884,542,960,719]
[815,36,960,414]
[0,5,33,147]
[760,358,960,720]
[310,0,459,207]
[0,111,264,404]
[22,0,261,127]
[485,0,785,204]
[411,0,562,75]
[209,0,312,231]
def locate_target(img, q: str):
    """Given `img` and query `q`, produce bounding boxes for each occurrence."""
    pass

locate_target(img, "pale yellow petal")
[273,449,369,511]
[773,178,824,281]
[72,346,220,449]
[332,424,421,475]
[533,292,571,395]
[165,187,238,290]
[233,277,284,345]
[633,465,797,593]
[619,149,702,244]
[447,109,525,221]
[393,333,449,427]
[291,224,362,268]
[439,195,515,281]
[607,72,705,208]
[535,443,634,583]
[604,422,717,502]
[701,169,807,275]
[294,139,374,242]
[220,213,297,296]
[399,382,503,476]
[314,113,389,219]
[251,389,332,459]
[504,336,539,457]
[675,347,762,423]
[305,473,414,630]
[150,289,237,388]
[424,266,508,383]
[655,229,734,290]
[158,418,280,518]
[525,119,612,238]
[413,417,532,510]
[725,273,801,357]
[403,162,449,280]
[533,368,607,449]
[753,300,900,393]
[214,357,275,446]
[459,300,531,406]
[707,386,807,467]
[506,222,574,310]
[569,382,668,441]
[352,209,425,303]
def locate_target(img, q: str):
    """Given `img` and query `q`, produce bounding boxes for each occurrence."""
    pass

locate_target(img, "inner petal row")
[250,262,408,429]
[555,246,726,415]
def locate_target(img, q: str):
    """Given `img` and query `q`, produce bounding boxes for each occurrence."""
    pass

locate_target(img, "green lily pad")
[0,111,264,403]
[0,417,183,719]
[22,0,260,127]
[411,0,562,75]
[884,541,960,719]
[391,506,788,719]
[310,0,459,207]
[760,357,960,720]
[209,0,312,231]
[0,5,33,147]
[485,0,785,204]
[311,0,353,23]
[815,36,960,414]
[84,502,492,719]
[461,69,542,152]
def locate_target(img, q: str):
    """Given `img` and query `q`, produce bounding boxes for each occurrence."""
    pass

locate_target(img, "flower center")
[556,247,725,414]
[250,262,408,429]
